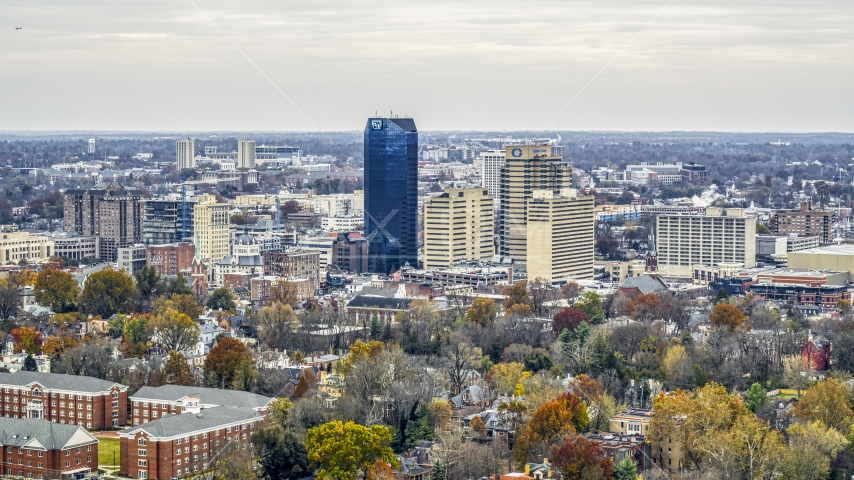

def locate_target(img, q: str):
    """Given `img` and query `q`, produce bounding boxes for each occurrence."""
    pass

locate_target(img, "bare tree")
[441,332,484,394]
[0,284,21,321]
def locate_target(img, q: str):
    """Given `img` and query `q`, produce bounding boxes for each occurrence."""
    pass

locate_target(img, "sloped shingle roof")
[131,384,273,409]
[0,371,125,393]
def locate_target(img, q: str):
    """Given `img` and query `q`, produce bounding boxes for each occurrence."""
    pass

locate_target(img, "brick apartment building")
[770,203,835,245]
[63,184,144,262]
[0,417,99,479]
[250,276,315,304]
[129,385,273,427]
[331,232,369,274]
[262,250,321,280]
[119,406,262,479]
[0,372,128,430]
[146,243,195,276]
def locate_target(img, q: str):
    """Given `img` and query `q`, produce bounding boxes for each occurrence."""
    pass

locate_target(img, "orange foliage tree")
[513,393,589,465]
[203,337,256,390]
[627,293,661,321]
[709,303,747,332]
[11,326,42,354]
[550,435,614,480]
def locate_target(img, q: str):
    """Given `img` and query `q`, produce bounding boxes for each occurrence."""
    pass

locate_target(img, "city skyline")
[2,0,853,132]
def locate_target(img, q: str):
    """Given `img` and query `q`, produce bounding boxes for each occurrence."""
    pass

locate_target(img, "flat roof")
[789,245,854,256]
[758,268,845,278]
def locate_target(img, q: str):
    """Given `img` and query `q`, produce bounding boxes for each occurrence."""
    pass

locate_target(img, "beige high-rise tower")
[193,194,230,272]
[176,139,195,170]
[526,189,595,284]
[424,187,494,269]
[238,140,256,169]
[499,145,571,262]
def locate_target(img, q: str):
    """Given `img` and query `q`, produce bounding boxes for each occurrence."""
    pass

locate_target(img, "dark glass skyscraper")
[364,117,418,273]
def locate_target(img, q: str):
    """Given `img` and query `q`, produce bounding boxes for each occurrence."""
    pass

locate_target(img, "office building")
[146,243,195,276]
[756,234,820,258]
[193,195,230,268]
[0,417,99,479]
[237,140,256,169]
[143,196,196,245]
[499,145,572,262]
[656,208,756,278]
[770,203,834,244]
[63,184,144,262]
[129,384,273,427]
[364,117,418,273]
[479,149,506,197]
[44,232,99,261]
[117,245,147,273]
[526,189,594,284]
[0,371,128,429]
[424,188,494,269]
[88,138,96,154]
[262,250,321,280]
[119,406,262,480]
[176,140,195,170]
[0,232,54,264]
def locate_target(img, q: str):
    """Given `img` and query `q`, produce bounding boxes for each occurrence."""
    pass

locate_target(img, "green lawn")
[98,438,120,467]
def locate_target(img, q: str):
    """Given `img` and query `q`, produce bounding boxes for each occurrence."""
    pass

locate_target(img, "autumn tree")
[41,332,79,358]
[11,326,42,354]
[121,314,151,358]
[501,281,531,311]
[560,281,583,305]
[153,293,203,321]
[550,435,614,480]
[78,269,137,317]
[306,421,397,480]
[466,298,498,326]
[552,308,588,335]
[150,307,200,353]
[163,350,195,386]
[269,280,300,307]
[575,291,605,322]
[513,393,588,465]
[468,415,487,439]
[255,303,298,351]
[709,302,747,332]
[204,337,256,390]
[662,344,694,389]
[365,460,395,480]
[485,363,529,396]
[792,378,854,431]
[207,287,236,311]
[34,269,79,312]
[627,293,661,322]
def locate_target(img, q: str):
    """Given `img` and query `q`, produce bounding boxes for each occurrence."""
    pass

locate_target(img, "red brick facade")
[120,410,262,479]
[2,443,98,479]
[146,243,195,276]
[0,375,127,430]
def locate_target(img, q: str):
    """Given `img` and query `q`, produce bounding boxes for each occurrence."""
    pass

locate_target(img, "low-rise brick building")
[0,371,128,430]
[129,385,273,427]
[0,417,99,479]
[119,406,262,479]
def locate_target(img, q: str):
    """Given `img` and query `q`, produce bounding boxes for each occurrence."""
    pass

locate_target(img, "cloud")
[0,0,852,131]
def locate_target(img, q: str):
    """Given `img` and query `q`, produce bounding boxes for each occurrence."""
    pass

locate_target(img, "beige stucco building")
[193,195,230,269]
[0,232,54,264]
[788,245,854,282]
[499,145,571,262]
[526,189,594,284]
[424,188,494,269]
[655,207,756,278]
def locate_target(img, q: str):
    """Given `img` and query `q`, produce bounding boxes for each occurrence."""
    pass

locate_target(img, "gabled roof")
[347,296,411,310]
[0,371,125,393]
[620,275,668,294]
[120,406,260,440]
[0,418,97,450]
[131,384,273,409]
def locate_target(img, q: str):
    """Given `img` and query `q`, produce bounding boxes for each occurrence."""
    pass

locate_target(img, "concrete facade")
[526,189,594,284]
[424,188,494,269]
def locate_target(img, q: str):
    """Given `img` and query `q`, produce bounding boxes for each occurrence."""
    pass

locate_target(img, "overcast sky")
[1,0,852,132]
